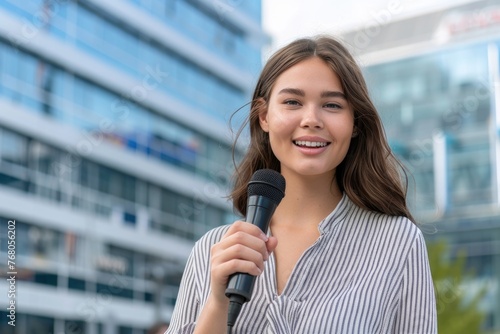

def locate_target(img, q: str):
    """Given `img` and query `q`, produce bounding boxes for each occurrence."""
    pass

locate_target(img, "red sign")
[442,5,500,35]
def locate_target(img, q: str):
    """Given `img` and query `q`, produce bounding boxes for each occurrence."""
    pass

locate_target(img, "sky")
[262,0,480,53]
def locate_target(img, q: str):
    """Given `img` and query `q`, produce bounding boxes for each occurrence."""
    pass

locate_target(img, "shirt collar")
[318,193,352,234]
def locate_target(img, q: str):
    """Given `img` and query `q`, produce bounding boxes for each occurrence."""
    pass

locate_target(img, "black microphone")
[225,169,286,329]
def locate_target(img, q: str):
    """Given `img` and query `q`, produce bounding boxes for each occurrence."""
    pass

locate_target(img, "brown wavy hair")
[230,36,414,222]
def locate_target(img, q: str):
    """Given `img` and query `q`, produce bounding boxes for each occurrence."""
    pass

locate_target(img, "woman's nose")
[300,105,323,129]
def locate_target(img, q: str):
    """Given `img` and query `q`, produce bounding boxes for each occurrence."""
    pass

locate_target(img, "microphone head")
[248,169,286,205]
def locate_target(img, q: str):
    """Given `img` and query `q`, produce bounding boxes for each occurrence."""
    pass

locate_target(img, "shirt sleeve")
[166,246,199,334]
[393,228,437,334]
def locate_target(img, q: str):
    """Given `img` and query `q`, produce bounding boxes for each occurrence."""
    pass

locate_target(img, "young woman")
[167,36,437,334]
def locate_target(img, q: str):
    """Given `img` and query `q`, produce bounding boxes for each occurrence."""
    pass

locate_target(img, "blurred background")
[0,0,498,333]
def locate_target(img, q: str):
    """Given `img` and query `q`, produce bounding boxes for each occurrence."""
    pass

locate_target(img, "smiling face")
[259,57,355,181]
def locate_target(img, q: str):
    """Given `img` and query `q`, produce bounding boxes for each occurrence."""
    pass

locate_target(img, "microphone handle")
[225,195,278,302]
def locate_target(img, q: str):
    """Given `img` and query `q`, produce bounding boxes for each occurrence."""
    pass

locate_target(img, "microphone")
[225,169,286,329]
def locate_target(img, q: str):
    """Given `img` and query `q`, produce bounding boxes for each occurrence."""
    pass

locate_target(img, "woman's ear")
[257,98,269,132]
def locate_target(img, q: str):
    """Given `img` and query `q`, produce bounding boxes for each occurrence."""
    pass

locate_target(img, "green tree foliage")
[427,240,487,334]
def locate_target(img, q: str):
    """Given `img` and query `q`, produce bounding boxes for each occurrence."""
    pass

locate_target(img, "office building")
[0,0,266,333]
[342,0,500,331]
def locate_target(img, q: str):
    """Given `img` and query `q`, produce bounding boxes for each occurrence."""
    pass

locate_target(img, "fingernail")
[260,233,268,241]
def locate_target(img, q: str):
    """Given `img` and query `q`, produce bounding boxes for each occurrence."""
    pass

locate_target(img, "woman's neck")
[271,173,342,229]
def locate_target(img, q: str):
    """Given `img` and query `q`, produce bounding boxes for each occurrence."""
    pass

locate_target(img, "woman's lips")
[293,140,331,155]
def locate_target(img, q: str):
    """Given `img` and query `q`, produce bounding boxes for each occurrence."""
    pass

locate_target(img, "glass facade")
[0,0,249,118]
[0,127,230,239]
[0,37,239,185]
[0,216,182,304]
[0,0,265,332]
[361,27,500,333]
[126,0,262,71]
[365,42,493,215]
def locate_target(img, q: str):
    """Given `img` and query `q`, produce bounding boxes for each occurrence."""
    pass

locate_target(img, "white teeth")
[294,141,328,147]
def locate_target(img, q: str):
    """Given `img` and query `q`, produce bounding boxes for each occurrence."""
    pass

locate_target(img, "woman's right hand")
[208,221,278,307]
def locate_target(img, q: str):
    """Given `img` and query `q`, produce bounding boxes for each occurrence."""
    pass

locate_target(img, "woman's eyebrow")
[321,91,346,99]
[278,88,305,96]
[277,88,346,100]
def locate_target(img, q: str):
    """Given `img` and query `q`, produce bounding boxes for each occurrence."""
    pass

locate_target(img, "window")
[64,320,86,334]
[29,141,60,176]
[25,314,55,334]
[448,134,492,206]
[68,276,86,291]
[32,271,58,286]
[97,165,112,194]
[0,129,29,191]
[0,129,28,167]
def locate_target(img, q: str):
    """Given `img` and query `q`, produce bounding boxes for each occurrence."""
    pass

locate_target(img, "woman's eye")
[325,103,342,109]
[284,100,300,106]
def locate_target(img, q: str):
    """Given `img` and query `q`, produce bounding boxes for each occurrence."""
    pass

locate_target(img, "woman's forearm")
[193,294,230,334]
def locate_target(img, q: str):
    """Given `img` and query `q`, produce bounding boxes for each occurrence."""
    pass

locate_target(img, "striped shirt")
[167,194,437,334]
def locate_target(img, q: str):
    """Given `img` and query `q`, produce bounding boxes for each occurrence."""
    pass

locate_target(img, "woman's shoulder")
[346,198,423,241]
[343,201,429,263]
